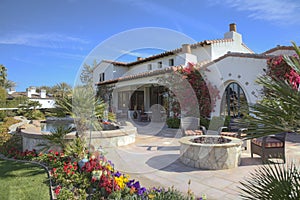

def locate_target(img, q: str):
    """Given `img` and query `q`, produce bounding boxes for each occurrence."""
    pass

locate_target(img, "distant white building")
[93,24,295,119]
[8,86,55,109]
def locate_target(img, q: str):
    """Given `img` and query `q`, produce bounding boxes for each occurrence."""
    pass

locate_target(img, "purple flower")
[152,187,162,192]
[133,181,140,189]
[114,171,121,177]
[137,187,146,196]
[126,179,135,187]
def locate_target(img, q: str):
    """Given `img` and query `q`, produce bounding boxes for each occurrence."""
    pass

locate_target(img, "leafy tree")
[17,100,44,120]
[36,85,53,94]
[80,61,97,86]
[245,42,300,139]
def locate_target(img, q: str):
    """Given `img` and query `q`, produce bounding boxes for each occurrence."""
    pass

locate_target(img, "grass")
[0,159,50,200]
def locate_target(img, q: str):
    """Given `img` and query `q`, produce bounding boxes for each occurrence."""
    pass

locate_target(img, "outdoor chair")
[219,127,248,138]
[251,133,286,164]
[219,127,248,149]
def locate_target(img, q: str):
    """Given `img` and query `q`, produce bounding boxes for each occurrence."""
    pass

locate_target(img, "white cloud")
[213,0,300,25]
[119,50,153,58]
[0,33,90,49]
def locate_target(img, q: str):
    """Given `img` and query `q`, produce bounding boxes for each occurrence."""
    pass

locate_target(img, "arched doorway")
[221,82,248,118]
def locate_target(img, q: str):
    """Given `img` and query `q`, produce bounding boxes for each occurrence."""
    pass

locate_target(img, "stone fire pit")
[179,135,243,170]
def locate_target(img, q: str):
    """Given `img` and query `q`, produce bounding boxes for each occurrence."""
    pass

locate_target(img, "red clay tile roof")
[262,46,294,55]
[190,38,234,48]
[96,67,175,85]
[102,60,127,66]
[96,52,271,86]
[103,38,245,67]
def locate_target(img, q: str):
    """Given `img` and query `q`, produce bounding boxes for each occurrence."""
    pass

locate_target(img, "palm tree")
[52,82,72,98]
[0,64,7,88]
[245,42,300,139]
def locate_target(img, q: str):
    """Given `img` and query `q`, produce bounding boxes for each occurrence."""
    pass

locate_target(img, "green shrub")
[166,117,180,128]
[0,117,21,148]
[0,111,5,121]
[199,116,210,129]
[239,162,300,199]
[25,110,45,120]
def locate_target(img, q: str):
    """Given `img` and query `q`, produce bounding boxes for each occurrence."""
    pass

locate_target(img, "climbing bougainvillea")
[266,54,300,90]
[158,62,220,118]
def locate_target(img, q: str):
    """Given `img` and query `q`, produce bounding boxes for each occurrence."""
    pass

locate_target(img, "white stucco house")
[8,86,55,109]
[93,24,295,121]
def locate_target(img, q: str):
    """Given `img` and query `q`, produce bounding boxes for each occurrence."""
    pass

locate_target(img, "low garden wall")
[22,126,137,151]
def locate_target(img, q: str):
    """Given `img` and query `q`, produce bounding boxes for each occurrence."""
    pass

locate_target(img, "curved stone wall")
[22,126,137,151]
[179,135,243,170]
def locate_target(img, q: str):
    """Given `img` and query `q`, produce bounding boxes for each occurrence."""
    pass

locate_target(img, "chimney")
[229,23,236,32]
[27,88,31,98]
[137,57,143,61]
[40,89,46,98]
[182,44,191,54]
[224,23,242,43]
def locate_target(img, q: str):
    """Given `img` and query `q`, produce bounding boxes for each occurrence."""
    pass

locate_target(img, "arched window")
[221,82,248,118]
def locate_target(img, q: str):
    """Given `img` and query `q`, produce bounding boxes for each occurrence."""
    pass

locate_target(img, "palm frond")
[239,162,300,199]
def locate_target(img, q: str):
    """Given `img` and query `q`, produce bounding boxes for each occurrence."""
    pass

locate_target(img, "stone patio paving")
[104,121,300,199]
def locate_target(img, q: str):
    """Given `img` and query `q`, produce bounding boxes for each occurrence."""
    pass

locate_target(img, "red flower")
[54,186,61,195]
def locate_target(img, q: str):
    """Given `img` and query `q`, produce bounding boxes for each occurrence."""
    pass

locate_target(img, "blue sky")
[1,0,300,91]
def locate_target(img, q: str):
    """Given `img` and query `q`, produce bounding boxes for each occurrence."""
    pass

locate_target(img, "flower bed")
[0,147,206,200]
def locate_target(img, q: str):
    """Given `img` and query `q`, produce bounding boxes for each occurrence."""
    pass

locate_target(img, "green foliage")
[0,64,16,89]
[80,62,96,86]
[27,109,45,120]
[146,186,196,200]
[95,99,115,122]
[52,82,72,98]
[166,117,180,128]
[0,117,21,147]
[52,96,73,117]
[41,126,74,151]
[245,42,300,139]
[0,64,7,87]
[200,116,210,129]
[239,162,300,199]
[0,111,5,121]
[64,137,86,160]
[17,100,44,120]
[0,87,6,108]
[6,96,28,108]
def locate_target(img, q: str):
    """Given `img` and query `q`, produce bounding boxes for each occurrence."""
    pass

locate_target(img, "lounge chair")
[251,133,286,163]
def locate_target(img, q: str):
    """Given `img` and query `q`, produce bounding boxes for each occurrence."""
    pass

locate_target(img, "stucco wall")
[204,56,267,116]
[31,99,56,109]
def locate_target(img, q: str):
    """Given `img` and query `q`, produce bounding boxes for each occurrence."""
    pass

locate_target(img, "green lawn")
[0,159,50,200]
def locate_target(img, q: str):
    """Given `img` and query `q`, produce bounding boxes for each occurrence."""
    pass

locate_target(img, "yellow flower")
[148,194,155,199]
[106,164,113,171]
